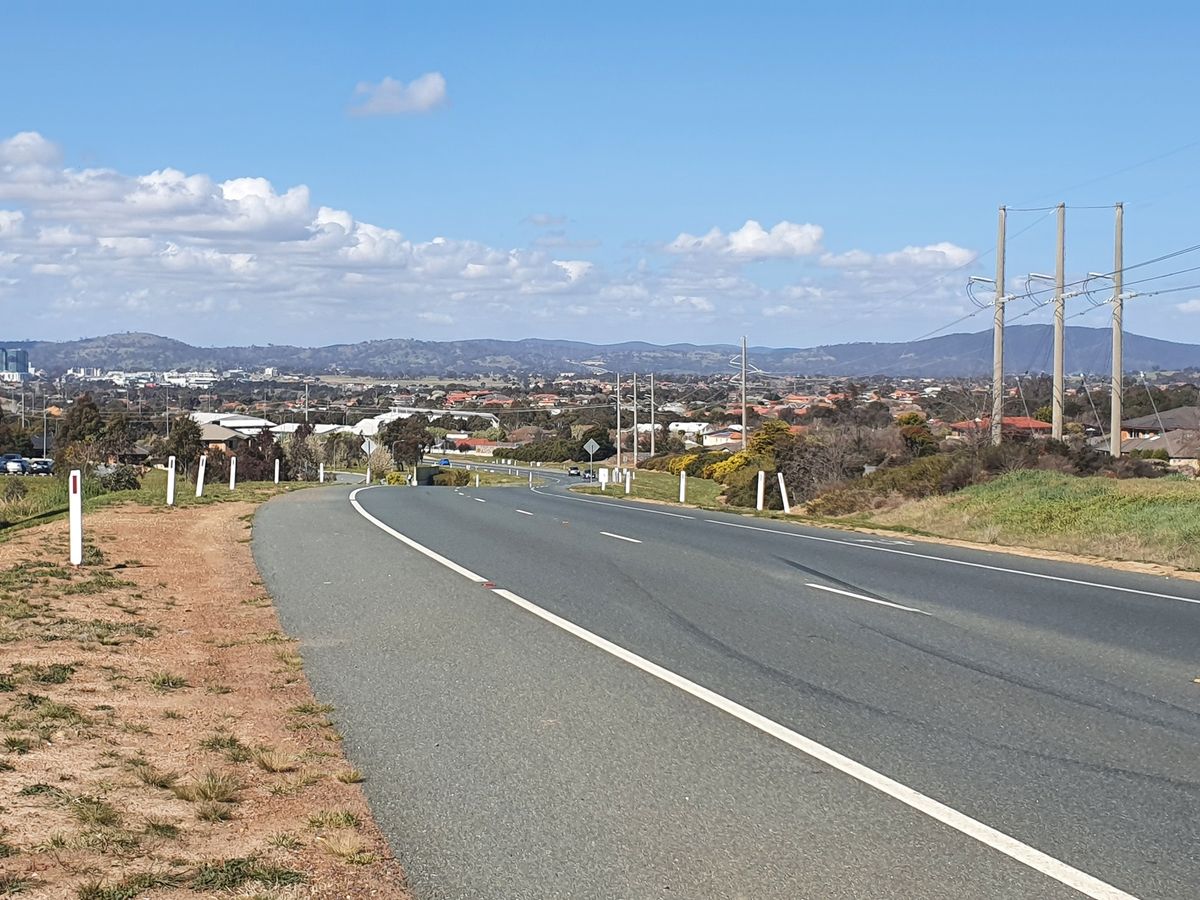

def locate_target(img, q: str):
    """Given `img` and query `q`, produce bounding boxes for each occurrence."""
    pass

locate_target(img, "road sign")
[361,438,378,455]
[584,437,600,480]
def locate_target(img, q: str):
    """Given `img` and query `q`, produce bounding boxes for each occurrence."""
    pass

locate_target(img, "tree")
[0,411,32,456]
[380,416,433,466]
[164,415,203,479]
[1034,405,1053,424]
[58,394,104,445]
[284,423,319,481]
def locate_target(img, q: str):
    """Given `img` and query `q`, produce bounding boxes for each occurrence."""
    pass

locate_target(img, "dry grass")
[307,808,360,830]
[336,768,365,784]
[172,770,240,804]
[251,746,299,773]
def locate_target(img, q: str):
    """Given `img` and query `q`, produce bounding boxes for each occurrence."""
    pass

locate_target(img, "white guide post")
[625,470,631,494]
[195,455,207,498]
[756,470,765,511]
[318,462,324,483]
[274,458,280,484]
[679,470,687,503]
[68,469,83,566]
[475,474,480,487]
[229,456,237,491]
[777,472,791,514]
[166,455,177,506]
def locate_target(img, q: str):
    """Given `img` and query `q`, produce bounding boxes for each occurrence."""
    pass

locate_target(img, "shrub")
[98,465,141,492]
[432,468,470,486]
[384,471,407,485]
[2,479,27,503]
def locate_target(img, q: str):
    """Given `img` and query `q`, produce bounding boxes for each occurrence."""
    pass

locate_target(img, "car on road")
[581,470,595,481]
[26,458,53,475]
[438,458,451,466]
[2,454,28,475]
[567,466,581,476]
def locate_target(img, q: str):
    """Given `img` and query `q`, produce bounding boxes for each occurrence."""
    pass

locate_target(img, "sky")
[3,1,1200,355]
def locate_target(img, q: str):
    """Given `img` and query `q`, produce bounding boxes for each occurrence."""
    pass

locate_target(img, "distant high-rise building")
[0,349,30,374]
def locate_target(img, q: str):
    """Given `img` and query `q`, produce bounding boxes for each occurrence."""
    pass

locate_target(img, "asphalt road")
[254,468,1200,899]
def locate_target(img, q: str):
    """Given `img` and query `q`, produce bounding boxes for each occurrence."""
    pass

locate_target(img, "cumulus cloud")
[668,219,824,260]
[349,73,448,117]
[0,131,985,344]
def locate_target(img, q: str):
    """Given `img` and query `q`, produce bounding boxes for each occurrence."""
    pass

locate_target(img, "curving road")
[254,466,1200,900]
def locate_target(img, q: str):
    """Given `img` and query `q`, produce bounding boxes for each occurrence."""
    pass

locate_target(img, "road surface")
[254,469,1200,899]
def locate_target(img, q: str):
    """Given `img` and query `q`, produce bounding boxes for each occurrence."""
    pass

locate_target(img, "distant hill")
[4,325,1199,377]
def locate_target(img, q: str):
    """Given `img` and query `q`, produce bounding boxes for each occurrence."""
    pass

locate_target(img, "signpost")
[583,438,600,480]
[598,468,609,490]
[68,469,83,566]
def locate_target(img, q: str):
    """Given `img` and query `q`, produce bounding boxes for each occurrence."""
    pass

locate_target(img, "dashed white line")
[516,509,534,516]
[474,498,487,503]
[345,493,1140,900]
[805,582,929,616]
[600,531,642,544]
[704,519,1200,607]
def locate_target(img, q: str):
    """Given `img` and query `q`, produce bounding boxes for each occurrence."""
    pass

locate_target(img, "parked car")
[26,458,53,475]
[567,466,581,477]
[1,454,28,475]
[438,458,451,466]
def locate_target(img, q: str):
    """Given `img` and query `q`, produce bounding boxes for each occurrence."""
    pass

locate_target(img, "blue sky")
[3,1,1200,352]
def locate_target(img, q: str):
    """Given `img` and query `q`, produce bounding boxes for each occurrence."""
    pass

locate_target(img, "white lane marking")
[348,488,487,584]
[474,498,487,503]
[530,483,694,519]
[516,509,534,516]
[805,582,929,616]
[600,531,642,544]
[347,498,1139,900]
[705,519,1200,608]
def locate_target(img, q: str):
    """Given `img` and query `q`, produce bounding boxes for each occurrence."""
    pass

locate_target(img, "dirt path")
[1,500,411,898]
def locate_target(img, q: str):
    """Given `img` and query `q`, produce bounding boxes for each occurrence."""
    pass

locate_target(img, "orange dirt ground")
[0,500,411,899]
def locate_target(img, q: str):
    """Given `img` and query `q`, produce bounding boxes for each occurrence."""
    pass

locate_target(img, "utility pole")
[42,398,47,457]
[992,205,1007,446]
[304,383,309,423]
[649,373,656,458]
[632,373,638,465]
[614,372,621,469]
[1053,202,1065,440]
[741,336,748,450]
[1110,202,1124,457]
[165,389,170,438]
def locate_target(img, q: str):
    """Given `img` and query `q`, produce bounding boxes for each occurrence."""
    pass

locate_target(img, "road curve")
[254,475,1200,899]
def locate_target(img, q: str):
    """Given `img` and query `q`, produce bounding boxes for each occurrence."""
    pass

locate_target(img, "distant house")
[1121,407,1200,439]
[199,424,247,454]
[948,416,1053,436]
[1122,429,1200,470]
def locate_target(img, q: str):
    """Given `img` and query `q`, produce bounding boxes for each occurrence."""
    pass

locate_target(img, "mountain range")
[4,325,1200,378]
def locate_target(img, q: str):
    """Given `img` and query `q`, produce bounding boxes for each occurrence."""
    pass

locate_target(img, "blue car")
[438,458,451,466]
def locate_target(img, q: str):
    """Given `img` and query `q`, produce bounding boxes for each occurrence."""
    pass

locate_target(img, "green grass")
[874,470,1200,569]
[572,468,724,507]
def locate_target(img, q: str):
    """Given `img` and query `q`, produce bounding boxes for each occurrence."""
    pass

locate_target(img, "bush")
[385,471,407,485]
[433,469,470,486]
[97,465,141,492]
[2,479,28,503]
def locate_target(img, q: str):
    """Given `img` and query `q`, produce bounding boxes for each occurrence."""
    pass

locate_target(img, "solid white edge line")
[704,519,1200,607]
[516,509,534,516]
[805,582,929,616]
[600,531,642,544]
[349,488,487,583]
[347,493,1139,900]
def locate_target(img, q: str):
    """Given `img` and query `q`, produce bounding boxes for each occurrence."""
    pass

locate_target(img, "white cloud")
[668,219,824,260]
[1176,299,1200,314]
[525,213,566,227]
[349,73,448,117]
[821,241,974,270]
[0,131,987,345]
